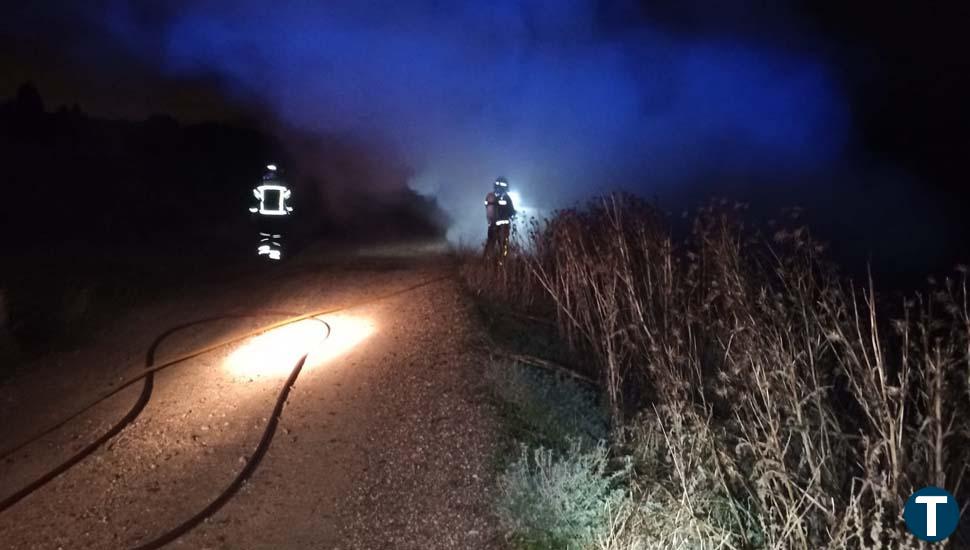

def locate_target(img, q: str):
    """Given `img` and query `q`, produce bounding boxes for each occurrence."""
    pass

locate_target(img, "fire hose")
[0,275,447,548]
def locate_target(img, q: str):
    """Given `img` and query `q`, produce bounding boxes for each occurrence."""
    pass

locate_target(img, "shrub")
[497,440,630,549]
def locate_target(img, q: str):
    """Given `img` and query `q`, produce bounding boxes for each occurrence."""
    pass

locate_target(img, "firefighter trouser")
[485,222,511,258]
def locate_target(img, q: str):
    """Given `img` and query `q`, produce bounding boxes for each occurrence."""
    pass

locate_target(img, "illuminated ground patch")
[224,314,375,378]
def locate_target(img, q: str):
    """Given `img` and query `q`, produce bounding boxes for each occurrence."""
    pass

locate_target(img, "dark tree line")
[0,82,285,252]
[0,82,448,255]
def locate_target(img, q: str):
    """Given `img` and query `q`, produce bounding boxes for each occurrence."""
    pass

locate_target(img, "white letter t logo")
[916,495,949,536]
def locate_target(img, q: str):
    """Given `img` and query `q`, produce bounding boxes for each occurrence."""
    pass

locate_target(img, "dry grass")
[464,194,970,548]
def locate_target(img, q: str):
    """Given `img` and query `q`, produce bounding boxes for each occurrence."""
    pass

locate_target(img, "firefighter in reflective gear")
[249,164,292,261]
[484,177,516,259]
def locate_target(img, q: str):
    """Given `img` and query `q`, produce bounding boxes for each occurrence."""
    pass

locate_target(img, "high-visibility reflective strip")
[495,219,511,225]
[254,184,292,216]
[257,245,282,260]
[498,200,507,205]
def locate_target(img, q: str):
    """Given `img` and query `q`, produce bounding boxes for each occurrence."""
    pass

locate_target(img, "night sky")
[2,1,968,271]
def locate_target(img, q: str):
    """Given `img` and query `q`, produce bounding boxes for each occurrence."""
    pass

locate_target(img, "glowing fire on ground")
[224,314,375,378]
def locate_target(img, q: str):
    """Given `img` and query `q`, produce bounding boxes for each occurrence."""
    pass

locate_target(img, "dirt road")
[0,243,500,549]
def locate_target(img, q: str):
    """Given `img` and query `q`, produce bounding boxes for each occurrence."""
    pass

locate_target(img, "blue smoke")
[99,0,848,242]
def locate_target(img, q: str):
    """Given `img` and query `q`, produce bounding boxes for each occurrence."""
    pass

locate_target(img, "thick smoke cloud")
[100,0,847,242]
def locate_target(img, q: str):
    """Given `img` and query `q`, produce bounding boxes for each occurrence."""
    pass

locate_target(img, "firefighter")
[484,177,516,259]
[249,164,293,260]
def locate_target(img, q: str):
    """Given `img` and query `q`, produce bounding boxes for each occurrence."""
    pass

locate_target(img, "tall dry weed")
[462,194,970,548]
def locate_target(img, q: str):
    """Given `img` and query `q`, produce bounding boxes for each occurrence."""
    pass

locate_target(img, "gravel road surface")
[0,243,501,549]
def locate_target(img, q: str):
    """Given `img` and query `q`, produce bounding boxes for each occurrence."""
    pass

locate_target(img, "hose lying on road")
[0,311,320,514]
[133,328,326,550]
[0,275,448,548]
